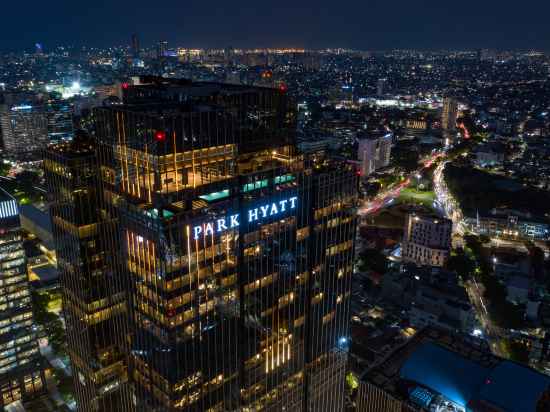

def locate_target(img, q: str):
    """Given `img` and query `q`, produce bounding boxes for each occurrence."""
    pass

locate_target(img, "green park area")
[397,187,436,208]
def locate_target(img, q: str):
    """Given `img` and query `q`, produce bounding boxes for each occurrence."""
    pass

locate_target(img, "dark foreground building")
[0,188,49,408]
[46,77,358,411]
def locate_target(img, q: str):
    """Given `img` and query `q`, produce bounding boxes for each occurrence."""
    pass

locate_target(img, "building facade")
[0,104,49,159]
[357,133,392,176]
[47,77,358,412]
[402,213,452,267]
[441,97,458,133]
[0,187,49,408]
[44,136,132,412]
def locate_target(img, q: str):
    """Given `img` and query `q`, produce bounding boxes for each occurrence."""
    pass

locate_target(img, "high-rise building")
[46,99,74,143]
[402,212,452,267]
[157,40,168,59]
[356,326,550,412]
[0,104,49,159]
[441,97,458,133]
[44,134,132,411]
[0,187,49,408]
[357,133,393,176]
[131,34,140,58]
[46,77,358,412]
[376,78,386,97]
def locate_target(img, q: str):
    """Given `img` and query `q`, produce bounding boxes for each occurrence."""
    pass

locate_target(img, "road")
[465,279,506,357]
[358,151,445,217]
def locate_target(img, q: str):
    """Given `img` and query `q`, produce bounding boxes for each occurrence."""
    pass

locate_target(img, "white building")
[357,133,392,176]
[402,213,452,267]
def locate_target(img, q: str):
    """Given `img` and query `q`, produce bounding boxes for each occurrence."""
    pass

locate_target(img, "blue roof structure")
[400,342,488,407]
[399,342,550,411]
[478,361,550,412]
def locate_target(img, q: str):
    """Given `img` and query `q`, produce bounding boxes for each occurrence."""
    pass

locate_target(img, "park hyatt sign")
[193,196,298,240]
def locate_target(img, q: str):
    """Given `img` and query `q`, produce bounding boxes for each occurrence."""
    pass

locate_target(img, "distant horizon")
[1,0,549,53]
[1,44,548,54]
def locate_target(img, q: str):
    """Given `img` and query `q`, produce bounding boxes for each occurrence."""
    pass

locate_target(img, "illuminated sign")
[193,196,297,240]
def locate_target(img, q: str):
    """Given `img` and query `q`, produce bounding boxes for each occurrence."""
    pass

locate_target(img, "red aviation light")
[154,130,166,142]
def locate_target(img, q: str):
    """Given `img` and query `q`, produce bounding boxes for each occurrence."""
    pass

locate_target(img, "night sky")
[2,0,549,51]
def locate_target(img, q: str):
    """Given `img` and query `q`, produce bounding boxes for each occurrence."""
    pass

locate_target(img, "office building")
[356,327,550,412]
[157,41,169,59]
[46,99,74,143]
[46,77,358,412]
[132,34,140,58]
[0,104,49,159]
[441,97,458,133]
[376,79,386,97]
[44,134,132,412]
[357,133,392,176]
[0,187,49,408]
[402,213,452,267]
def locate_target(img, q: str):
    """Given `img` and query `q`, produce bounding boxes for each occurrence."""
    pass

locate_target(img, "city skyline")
[1,0,550,52]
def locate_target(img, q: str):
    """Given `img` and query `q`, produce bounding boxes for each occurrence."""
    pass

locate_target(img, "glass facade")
[0,188,47,407]
[46,78,358,412]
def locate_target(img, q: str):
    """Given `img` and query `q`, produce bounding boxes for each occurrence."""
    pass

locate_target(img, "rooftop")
[362,327,550,411]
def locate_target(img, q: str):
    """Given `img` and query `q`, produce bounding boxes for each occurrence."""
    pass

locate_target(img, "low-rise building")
[402,212,452,267]
[357,327,550,412]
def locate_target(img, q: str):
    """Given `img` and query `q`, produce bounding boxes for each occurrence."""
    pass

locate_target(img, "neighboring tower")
[441,97,458,133]
[35,43,44,56]
[156,40,168,59]
[0,187,49,408]
[45,99,74,143]
[131,34,140,58]
[44,135,132,412]
[402,212,452,267]
[0,103,49,160]
[357,133,393,176]
[376,78,386,97]
[358,137,378,176]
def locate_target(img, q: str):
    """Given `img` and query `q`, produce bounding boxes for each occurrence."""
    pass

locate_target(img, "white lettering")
[248,208,259,222]
[289,196,298,209]
[217,218,228,232]
[230,214,240,228]
[205,223,214,236]
[193,226,202,240]
[260,205,270,218]
[194,196,297,239]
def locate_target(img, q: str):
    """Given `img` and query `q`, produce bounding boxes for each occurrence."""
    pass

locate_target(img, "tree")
[358,248,388,274]
[500,338,529,364]
[447,252,476,279]
[392,148,420,173]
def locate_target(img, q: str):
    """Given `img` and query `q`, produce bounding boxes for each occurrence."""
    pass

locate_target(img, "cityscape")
[1,4,550,412]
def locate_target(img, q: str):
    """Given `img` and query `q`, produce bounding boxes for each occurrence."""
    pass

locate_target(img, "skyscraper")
[131,34,140,58]
[44,135,132,411]
[47,77,358,411]
[441,97,458,133]
[0,104,49,159]
[157,41,168,59]
[0,187,49,408]
[357,133,393,176]
[376,78,386,97]
[46,99,74,143]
